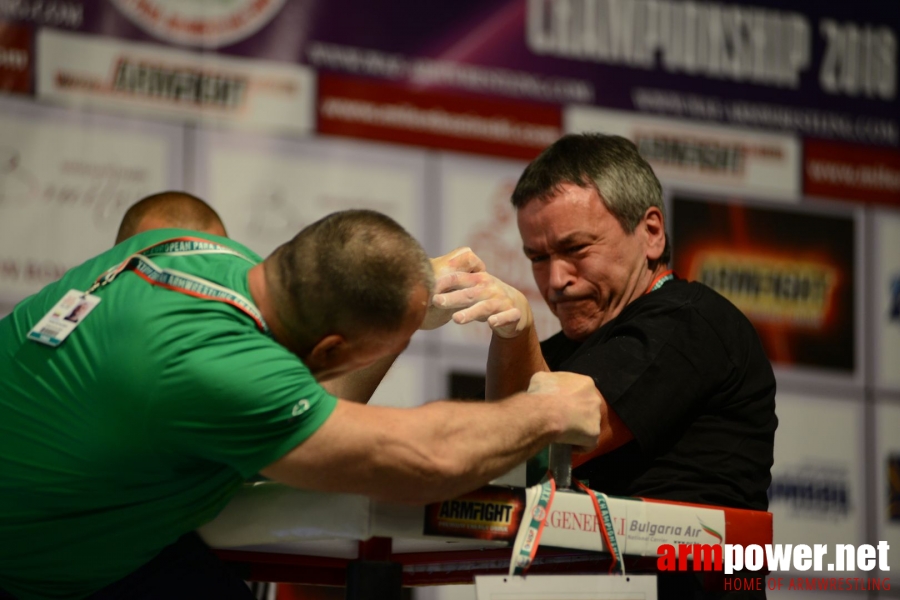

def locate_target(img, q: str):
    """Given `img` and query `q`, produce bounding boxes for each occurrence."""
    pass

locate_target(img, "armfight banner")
[672,195,856,372]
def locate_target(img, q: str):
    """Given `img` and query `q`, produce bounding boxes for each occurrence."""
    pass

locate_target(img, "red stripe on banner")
[640,497,773,548]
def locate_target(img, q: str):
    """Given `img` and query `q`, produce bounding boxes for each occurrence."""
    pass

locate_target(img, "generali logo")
[110,0,286,48]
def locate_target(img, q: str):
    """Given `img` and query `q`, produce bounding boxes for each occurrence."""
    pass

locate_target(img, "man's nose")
[548,257,575,291]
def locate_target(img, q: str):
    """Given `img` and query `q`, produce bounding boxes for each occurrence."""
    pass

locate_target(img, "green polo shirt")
[0,229,337,599]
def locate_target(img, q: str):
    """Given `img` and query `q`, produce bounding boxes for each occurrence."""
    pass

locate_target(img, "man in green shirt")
[0,209,602,599]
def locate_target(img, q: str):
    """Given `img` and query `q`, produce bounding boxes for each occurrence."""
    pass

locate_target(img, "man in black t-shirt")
[433,134,776,599]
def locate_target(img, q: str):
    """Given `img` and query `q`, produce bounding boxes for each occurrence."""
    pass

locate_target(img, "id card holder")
[27,289,101,347]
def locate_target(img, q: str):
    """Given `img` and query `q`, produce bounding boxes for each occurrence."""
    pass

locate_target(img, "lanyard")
[86,237,269,334]
[510,478,556,576]
[645,269,675,294]
[575,481,626,575]
[509,476,625,577]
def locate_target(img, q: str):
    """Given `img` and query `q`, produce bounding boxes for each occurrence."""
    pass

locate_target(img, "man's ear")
[642,207,665,262]
[307,334,347,365]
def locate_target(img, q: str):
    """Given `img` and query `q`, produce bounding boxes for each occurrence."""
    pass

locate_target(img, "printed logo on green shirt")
[291,399,311,417]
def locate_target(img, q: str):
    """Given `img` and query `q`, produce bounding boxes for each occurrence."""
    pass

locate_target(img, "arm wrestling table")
[200,481,773,599]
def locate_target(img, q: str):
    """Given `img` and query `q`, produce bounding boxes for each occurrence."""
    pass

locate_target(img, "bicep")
[260,401,383,491]
[153,333,337,478]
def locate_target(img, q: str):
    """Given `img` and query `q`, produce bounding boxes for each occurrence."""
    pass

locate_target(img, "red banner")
[0,20,32,95]
[317,73,561,160]
[804,139,900,207]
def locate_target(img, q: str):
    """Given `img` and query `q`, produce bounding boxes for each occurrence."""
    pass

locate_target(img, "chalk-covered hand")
[419,247,486,330]
[432,268,533,338]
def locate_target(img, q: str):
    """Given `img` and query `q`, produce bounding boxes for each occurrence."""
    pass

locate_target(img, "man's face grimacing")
[517,182,664,342]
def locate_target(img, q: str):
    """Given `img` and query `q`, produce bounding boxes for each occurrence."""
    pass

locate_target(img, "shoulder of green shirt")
[117,228,263,263]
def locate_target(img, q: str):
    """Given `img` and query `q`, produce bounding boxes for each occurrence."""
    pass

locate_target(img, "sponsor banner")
[566,106,800,199]
[768,393,865,556]
[538,491,726,558]
[873,211,900,390]
[672,196,855,372]
[318,73,561,160]
[40,1,900,147]
[424,485,526,543]
[874,399,900,576]
[439,153,560,347]
[108,0,286,49]
[193,130,425,257]
[805,139,900,207]
[0,96,181,304]
[0,19,31,94]
[36,28,315,134]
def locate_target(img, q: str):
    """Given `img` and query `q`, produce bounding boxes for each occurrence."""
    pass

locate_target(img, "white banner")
[193,131,425,258]
[873,211,900,391]
[566,106,801,199]
[439,153,560,347]
[768,392,865,562]
[37,29,315,135]
[874,398,900,577]
[539,490,725,557]
[0,96,181,309]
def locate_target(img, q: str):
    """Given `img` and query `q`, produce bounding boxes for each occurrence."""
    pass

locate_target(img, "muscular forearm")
[397,393,563,500]
[486,325,548,400]
[262,394,566,505]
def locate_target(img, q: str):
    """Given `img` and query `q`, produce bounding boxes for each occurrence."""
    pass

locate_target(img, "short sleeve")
[149,327,337,479]
[560,307,730,456]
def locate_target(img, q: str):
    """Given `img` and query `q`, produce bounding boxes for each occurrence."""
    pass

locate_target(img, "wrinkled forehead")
[517,184,613,231]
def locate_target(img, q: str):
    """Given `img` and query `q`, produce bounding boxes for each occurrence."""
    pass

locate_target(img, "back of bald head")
[116,191,227,244]
[265,210,434,353]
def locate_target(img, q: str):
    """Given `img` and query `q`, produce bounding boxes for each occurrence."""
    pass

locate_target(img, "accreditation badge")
[27,290,102,347]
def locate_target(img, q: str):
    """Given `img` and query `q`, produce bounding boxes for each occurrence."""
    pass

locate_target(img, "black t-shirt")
[542,279,777,511]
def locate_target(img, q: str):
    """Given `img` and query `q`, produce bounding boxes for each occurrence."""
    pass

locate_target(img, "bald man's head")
[116,191,227,244]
